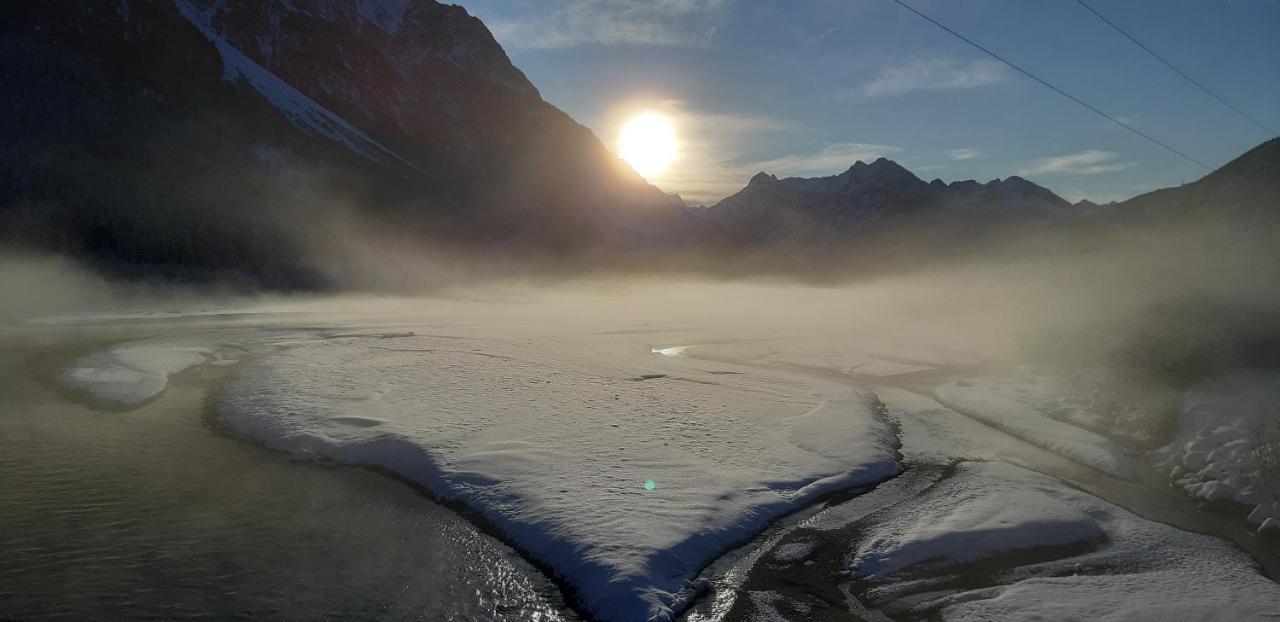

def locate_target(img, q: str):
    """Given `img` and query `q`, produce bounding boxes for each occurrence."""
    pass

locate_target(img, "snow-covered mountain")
[0,0,686,285]
[705,158,1076,245]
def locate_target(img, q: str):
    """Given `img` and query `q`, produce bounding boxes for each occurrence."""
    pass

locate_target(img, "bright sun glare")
[618,112,677,179]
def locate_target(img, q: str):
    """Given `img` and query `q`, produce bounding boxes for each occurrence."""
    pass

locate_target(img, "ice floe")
[61,339,232,408]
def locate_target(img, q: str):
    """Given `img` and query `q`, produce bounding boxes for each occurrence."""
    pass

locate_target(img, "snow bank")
[853,462,1280,620]
[934,381,1138,479]
[1150,373,1280,532]
[219,334,899,621]
[851,466,1103,580]
[61,340,226,407]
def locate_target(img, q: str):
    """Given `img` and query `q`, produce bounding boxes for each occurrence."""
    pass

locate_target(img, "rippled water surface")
[0,328,577,621]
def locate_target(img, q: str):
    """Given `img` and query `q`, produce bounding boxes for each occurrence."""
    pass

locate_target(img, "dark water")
[0,328,577,621]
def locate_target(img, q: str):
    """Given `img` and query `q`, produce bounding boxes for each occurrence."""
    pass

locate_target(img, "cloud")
[914,164,952,172]
[749,142,901,178]
[657,140,900,205]
[861,58,1007,98]
[649,108,798,204]
[487,0,727,49]
[1018,150,1137,176]
[949,147,982,161]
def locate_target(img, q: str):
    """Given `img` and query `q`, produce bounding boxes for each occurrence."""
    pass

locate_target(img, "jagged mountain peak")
[706,157,1076,243]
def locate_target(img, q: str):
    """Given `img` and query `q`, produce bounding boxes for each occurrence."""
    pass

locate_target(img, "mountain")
[0,0,686,286]
[1112,137,1280,226]
[704,158,1075,246]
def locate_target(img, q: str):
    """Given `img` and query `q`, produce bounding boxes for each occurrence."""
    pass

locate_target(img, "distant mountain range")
[1,1,1277,286]
[702,158,1084,246]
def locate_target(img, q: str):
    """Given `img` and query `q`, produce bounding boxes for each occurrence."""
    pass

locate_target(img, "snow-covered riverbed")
[30,282,1280,621]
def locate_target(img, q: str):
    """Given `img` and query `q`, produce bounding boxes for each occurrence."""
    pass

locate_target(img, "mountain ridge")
[0,0,689,286]
[704,157,1076,244]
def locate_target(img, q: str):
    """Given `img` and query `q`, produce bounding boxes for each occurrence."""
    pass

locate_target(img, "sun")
[617,112,677,179]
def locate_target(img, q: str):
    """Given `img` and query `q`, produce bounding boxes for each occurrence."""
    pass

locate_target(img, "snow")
[929,372,1280,531]
[1150,373,1280,532]
[170,0,419,169]
[37,286,1280,619]
[61,340,226,407]
[770,541,816,563]
[357,0,412,33]
[934,380,1138,479]
[851,464,1103,580]
[852,462,1280,620]
[218,332,900,621]
[651,346,688,357]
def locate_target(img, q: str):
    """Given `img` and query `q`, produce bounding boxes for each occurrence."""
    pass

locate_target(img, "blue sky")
[453,0,1279,204]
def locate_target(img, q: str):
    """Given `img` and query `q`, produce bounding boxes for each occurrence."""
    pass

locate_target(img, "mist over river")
[0,320,576,621]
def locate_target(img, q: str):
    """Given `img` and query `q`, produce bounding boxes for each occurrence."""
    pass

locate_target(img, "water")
[0,326,577,621]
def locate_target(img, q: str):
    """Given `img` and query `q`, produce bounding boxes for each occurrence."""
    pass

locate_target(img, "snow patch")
[171,0,419,169]
[61,340,225,407]
[934,380,1138,479]
[853,462,1280,620]
[356,0,412,33]
[1150,373,1280,532]
[770,541,817,563]
[852,463,1103,580]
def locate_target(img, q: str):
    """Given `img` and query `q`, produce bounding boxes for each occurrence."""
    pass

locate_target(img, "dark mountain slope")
[0,0,685,286]
[1113,137,1280,226]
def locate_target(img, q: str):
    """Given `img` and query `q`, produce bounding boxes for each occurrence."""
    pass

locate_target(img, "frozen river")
[0,321,576,621]
[4,282,1279,621]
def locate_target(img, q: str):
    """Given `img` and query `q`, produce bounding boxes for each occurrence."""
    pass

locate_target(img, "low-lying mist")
[7,200,1279,448]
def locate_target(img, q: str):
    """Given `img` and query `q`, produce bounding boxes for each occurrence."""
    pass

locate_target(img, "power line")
[887,0,1212,171]
[1075,0,1275,138]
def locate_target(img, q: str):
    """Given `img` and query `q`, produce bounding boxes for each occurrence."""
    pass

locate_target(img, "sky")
[452,0,1280,205]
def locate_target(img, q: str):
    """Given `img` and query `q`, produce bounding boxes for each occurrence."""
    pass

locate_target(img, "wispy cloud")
[749,142,901,178]
[1018,150,1137,176]
[601,99,898,205]
[623,101,897,204]
[949,147,982,161]
[620,100,796,205]
[487,0,727,49]
[860,58,1007,98]
[914,164,952,172]
[659,141,900,205]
